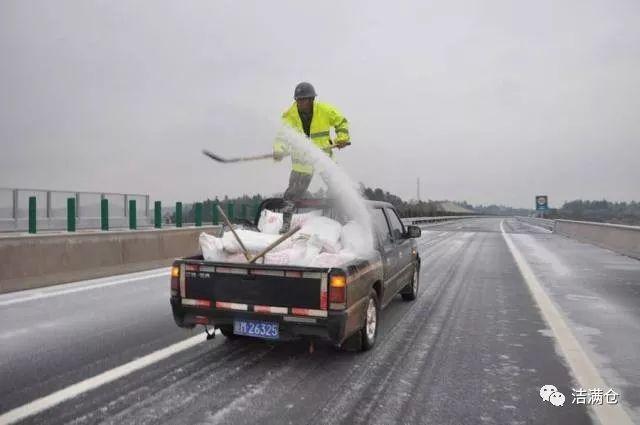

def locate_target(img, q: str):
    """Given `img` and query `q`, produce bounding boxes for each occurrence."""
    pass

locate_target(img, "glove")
[273,151,284,161]
[335,140,350,149]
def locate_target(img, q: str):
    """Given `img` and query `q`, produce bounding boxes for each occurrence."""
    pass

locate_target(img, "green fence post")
[101,198,109,231]
[67,198,76,232]
[212,201,219,225]
[154,201,162,229]
[253,200,260,222]
[195,202,202,226]
[28,196,36,234]
[175,202,182,227]
[67,197,76,232]
[227,202,235,221]
[241,203,248,220]
[129,199,137,230]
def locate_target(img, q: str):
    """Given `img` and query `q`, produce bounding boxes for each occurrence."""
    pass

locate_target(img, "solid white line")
[0,270,169,307]
[0,332,210,424]
[500,220,633,425]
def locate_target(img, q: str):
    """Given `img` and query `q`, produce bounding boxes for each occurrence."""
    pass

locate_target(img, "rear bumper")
[171,297,354,344]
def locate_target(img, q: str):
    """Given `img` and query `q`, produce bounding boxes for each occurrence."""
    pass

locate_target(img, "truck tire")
[219,325,238,339]
[401,264,419,301]
[361,291,380,351]
[340,331,362,352]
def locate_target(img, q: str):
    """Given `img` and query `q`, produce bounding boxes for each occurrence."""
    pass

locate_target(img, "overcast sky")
[1,0,638,208]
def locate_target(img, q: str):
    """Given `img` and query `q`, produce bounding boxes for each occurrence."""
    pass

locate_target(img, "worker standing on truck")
[274,82,351,233]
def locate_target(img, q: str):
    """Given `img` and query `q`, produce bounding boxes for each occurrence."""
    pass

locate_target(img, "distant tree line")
[360,186,441,217]
[359,185,535,217]
[471,204,532,217]
[172,188,640,226]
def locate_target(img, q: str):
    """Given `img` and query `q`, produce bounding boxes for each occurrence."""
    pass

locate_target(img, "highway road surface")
[1,218,638,425]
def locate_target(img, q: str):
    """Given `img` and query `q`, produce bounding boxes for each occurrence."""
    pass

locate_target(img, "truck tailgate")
[182,264,328,315]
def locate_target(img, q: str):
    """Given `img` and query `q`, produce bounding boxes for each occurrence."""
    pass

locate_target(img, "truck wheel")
[361,291,379,351]
[219,325,238,339]
[401,265,419,301]
[340,331,362,352]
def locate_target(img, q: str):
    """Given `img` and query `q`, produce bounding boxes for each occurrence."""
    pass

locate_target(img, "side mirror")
[406,225,421,238]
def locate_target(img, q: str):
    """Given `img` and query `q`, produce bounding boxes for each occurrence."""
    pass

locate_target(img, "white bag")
[264,246,307,266]
[309,251,356,267]
[257,209,283,234]
[258,209,323,234]
[299,234,323,265]
[224,252,250,263]
[221,229,293,254]
[291,209,323,228]
[298,216,343,253]
[199,232,225,261]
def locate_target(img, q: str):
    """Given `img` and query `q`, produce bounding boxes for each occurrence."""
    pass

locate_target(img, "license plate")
[233,319,279,340]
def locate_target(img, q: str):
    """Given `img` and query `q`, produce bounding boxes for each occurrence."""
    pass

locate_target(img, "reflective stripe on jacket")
[274,100,350,175]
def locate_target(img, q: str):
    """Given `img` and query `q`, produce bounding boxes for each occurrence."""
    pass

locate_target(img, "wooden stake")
[217,205,252,262]
[248,225,301,264]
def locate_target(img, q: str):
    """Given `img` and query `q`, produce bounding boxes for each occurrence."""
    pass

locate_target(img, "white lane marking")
[500,220,634,425]
[0,332,211,424]
[0,270,169,307]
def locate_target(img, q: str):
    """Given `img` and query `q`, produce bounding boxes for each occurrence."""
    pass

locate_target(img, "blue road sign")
[536,195,548,211]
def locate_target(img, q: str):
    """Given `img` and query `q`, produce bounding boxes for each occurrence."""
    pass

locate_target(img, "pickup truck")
[170,198,421,351]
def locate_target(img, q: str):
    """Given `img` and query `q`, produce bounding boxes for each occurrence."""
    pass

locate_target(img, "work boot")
[280,212,292,234]
[279,201,295,234]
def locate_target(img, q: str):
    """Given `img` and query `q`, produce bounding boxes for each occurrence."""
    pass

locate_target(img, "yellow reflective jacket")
[274,100,350,175]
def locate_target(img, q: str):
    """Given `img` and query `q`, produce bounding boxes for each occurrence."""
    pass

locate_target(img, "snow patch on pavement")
[510,233,571,276]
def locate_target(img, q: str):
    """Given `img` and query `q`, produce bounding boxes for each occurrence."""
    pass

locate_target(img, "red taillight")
[329,275,346,304]
[170,266,180,296]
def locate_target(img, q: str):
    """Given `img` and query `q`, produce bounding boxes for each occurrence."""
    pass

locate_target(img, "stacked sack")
[199,210,371,267]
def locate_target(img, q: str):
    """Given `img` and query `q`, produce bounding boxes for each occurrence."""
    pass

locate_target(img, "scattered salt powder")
[197,122,376,268]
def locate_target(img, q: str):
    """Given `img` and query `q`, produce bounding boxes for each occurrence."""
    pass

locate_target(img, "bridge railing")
[401,215,484,226]
[515,216,555,231]
[0,187,151,232]
[0,187,263,234]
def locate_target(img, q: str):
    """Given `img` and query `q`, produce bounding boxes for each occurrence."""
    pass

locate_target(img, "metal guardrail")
[515,216,555,231]
[401,215,484,225]
[0,187,151,232]
[0,187,261,234]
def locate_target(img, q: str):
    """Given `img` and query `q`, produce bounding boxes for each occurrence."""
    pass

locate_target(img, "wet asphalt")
[1,218,638,424]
